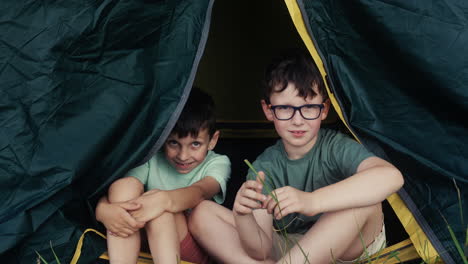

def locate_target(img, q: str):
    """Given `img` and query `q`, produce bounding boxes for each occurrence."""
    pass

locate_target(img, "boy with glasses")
[189,50,404,264]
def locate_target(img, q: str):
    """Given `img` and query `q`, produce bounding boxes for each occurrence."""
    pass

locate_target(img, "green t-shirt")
[127,151,231,204]
[247,128,374,234]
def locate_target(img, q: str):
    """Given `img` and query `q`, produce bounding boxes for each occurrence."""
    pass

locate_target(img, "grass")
[36,168,466,264]
[243,160,467,264]
[244,159,311,264]
[36,241,61,264]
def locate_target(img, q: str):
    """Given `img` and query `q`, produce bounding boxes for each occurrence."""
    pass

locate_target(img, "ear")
[261,100,274,121]
[208,130,220,150]
[320,99,331,120]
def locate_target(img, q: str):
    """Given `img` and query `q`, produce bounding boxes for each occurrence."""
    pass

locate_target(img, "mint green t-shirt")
[247,128,374,234]
[127,151,231,204]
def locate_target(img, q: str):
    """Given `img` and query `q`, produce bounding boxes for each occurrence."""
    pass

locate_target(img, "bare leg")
[146,212,186,264]
[107,177,144,264]
[189,200,275,264]
[279,203,383,264]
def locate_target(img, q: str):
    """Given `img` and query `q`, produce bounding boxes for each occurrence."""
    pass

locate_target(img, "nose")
[291,109,304,125]
[177,147,189,161]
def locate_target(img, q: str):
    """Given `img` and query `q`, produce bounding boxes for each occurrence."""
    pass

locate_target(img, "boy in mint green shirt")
[95,87,230,264]
[189,51,403,264]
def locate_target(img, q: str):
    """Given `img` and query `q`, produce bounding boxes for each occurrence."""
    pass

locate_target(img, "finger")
[135,220,145,229]
[271,188,283,197]
[130,210,141,219]
[238,197,263,210]
[274,201,295,219]
[123,214,143,230]
[115,232,129,238]
[234,204,253,215]
[266,198,279,214]
[244,180,263,192]
[256,172,266,192]
[133,214,151,223]
[242,188,266,202]
[120,202,142,211]
[121,227,136,236]
[267,189,286,212]
[275,206,291,220]
[262,196,273,209]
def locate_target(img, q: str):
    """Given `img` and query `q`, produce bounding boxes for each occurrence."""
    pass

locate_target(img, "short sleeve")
[126,161,150,186]
[329,133,374,179]
[204,155,231,204]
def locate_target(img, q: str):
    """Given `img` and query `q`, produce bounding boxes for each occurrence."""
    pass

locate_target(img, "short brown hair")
[263,49,327,103]
[172,87,216,138]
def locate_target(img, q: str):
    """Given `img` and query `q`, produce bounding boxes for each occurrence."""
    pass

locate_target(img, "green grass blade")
[244,159,258,175]
[452,179,464,226]
[440,213,468,264]
[49,241,60,264]
[35,251,49,264]
[383,250,400,264]
[245,159,313,263]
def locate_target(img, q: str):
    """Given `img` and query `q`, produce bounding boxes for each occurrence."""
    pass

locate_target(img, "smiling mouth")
[290,130,306,136]
[175,161,193,168]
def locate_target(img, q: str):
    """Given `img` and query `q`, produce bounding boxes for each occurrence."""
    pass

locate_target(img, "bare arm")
[95,196,144,237]
[266,157,404,219]
[233,172,274,260]
[235,209,274,260]
[130,176,221,222]
[164,175,221,212]
[311,156,403,214]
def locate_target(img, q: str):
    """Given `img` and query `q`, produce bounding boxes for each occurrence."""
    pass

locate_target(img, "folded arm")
[310,156,404,214]
[95,196,145,237]
[130,176,221,222]
[265,156,404,219]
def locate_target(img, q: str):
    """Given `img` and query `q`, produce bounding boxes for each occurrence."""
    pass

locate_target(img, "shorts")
[139,211,210,264]
[180,231,211,264]
[271,225,386,263]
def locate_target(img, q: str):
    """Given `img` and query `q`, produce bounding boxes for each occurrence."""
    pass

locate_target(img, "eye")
[191,141,201,148]
[303,104,316,109]
[167,140,178,146]
[276,105,291,110]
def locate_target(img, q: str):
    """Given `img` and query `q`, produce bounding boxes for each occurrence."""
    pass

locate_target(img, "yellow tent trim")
[357,238,419,264]
[387,194,443,263]
[283,0,441,263]
[70,228,106,264]
[282,0,358,143]
[70,228,193,264]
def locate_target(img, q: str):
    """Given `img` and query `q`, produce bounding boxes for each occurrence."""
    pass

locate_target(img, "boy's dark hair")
[171,87,216,138]
[263,49,328,103]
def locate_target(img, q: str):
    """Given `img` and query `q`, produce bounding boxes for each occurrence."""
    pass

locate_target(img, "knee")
[108,176,144,202]
[145,212,175,232]
[188,200,217,234]
[323,203,382,225]
[351,203,382,222]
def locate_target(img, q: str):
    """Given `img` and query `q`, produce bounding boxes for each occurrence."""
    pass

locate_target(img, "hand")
[129,190,169,222]
[96,199,145,237]
[233,172,267,215]
[264,186,313,220]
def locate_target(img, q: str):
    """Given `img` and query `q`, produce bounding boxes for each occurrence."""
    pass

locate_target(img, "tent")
[0,0,466,263]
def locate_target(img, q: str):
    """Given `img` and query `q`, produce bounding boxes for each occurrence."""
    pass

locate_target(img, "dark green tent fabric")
[297,0,467,263]
[0,0,213,262]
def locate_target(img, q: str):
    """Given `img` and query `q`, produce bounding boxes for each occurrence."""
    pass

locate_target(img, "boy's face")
[164,128,219,174]
[261,83,329,158]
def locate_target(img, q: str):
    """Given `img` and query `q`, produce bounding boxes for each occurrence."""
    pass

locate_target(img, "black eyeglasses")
[269,104,324,120]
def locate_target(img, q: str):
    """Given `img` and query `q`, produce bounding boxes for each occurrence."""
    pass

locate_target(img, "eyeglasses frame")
[268,103,325,120]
